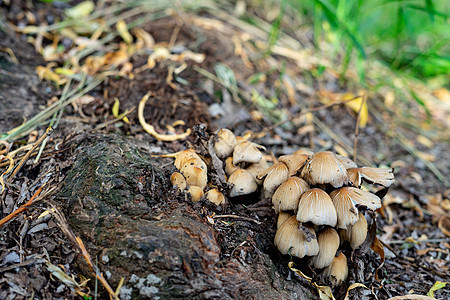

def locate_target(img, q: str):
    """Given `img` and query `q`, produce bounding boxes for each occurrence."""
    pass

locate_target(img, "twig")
[213,214,261,224]
[386,238,447,245]
[353,92,366,162]
[94,106,136,130]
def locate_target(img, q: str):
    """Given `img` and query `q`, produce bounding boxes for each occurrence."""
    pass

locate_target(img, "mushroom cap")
[205,188,226,206]
[309,228,340,269]
[334,187,381,211]
[294,148,314,156]
[359,167,395,187]
[246,159,270,185]
[214,128,237,159]
[187,186,204,202]
[340,212,368,249]
[347,168,362,187]
[330,188,360,229]
[300,151,348,188]
[224,157,239,176]
[278,154,309,176]
[277,212,292,229]
[296,188,337,226]
[170,172,186,191]
[180,158,208,189]
[258,161,289,194]
[272,177,309,213]
[233,141,265,165]
[274,216,319,258]
[335,154,358,169]
[323,252,348,286]
[228,169,258,197]
[174,149,206,170]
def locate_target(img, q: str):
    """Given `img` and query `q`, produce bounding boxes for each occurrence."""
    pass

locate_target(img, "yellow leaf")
[288,261,335,300]
[116,20,133,44]
[343,94,368,128]
[427,281,447,297]
[55,68,75,76]
[344,283,371,300]
[65,1,95,19]
[112,98,130,124]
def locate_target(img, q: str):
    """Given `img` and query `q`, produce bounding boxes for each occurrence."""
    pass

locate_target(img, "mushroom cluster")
[258,150,394,286]
[170,129,268,205]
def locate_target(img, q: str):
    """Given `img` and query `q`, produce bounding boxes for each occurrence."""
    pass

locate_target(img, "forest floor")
[0,1,449,299]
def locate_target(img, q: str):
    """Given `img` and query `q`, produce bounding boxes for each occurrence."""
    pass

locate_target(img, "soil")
[0,1,449,300]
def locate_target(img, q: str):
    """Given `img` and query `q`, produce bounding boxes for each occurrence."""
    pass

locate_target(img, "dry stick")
[255,94,365,139]
[0,184,44,228]
[213,214,261,225]
[7,126,54,184]
[353,92,367,162]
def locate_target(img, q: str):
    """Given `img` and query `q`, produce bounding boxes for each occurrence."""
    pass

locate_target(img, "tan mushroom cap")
[180,158,208,190]
[277,212,292,229]
[335,154,358,169]
[359,167,395,187]
[224,157,239,176]
[323,252,348,286]
[334,187,381,210]
[233,141,265,165]
[205,188,226,206]
[340,212,368,249]
[228,169,258,197]
[245,159,270,185]
[300,151,348,188]
[330,188,360,229]
[309,228,340,269]
[272,177,309,213]
[347,168,362,187]
[187,186,204,202]
[278,154,309,176]
[174,149,206,170]
[170,172,186,191]
[214,128,237,159]
[296,188,337,226]
[294,148,314,156]
[274,216,319,258]
[258,161,289,194]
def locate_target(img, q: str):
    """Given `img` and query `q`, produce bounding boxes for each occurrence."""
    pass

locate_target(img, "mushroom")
[323,252,348,286]
[300,151,348,188]
[274,216,319,258]
[277,212,292,229]
[245,159,270,185]
[180,158,208,190]
[332,187,381,211]
[170,172,186,191]
[272,177,309,213]
[329,188,360,229]
[205,188,226,206]
[224,157,239,176]
[174,149,206,170]
[296,188,337,227]
[228,169,258,197]
[294,148,314,156]
[278,154,309,176]
[309,228,340,269]
[335,154,358,169]
[233,141,265,165]
[258,161,289,194]
[187,186,204,202]
[347,168,362,187]
[340,212,368,249]
[214,128,237,159]
[359,167,395,187]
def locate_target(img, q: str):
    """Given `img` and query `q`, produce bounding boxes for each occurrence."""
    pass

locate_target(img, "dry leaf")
[288,261,335,300]
[344,283,371,300]
[370,236,385,281]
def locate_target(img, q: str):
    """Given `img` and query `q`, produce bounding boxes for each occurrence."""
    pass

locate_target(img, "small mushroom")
[187,186,204,202]
[170,172,186,191]
[340,212,368,249]
[180,158,208,190]
[274,216,319,258]
[332,187,381,211]
[278,154,309,176]
[233,141,265,165]
[205,188,226,206]
[245,159,269,185]
[329,188,360,229]
[300,151,348,188]
[272,177,309,213]
[309,228,340,269]
[359,167,395,187]
[228,169,258,197]
[214,128,237,159]
[277,212,292,229]
[335,154,358,169]
[258,161,289,194]
[294,148,314,156]
[347,168,362,187]
[323,252,348,286]
[296,188,337,227]
[174,149,206,170]
[224,157,239,176]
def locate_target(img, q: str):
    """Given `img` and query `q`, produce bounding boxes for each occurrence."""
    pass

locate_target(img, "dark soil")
[0,1,449,300]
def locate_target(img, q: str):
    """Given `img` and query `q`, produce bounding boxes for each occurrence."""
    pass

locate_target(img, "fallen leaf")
[116,20,133,44]
[427,281,447,298]
[388,296,435,300]
[344,283,371,300]
[65,1,95,19]
[288,261,335,300]
[370,236,385,281]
